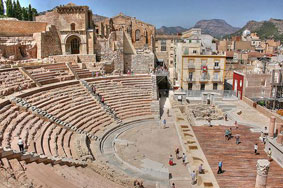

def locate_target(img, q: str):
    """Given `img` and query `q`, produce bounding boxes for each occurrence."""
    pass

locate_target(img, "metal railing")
[186,90,237,98]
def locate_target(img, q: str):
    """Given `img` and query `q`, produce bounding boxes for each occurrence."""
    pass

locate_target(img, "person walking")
[163,119,167,128]
[254,143,258,154]
[182,153,187,165]
[199,164,204,174]
[208,118,212,127]
[171,183,175,188]
[217,161,223,174]
[236,135,240,145]
[235,121,239,129]
[268,148,272,161]
[18,137,24,152]
[92,85,96,94]
[191,170,197,185]
[175,148,180,159]
[169,155,174,166]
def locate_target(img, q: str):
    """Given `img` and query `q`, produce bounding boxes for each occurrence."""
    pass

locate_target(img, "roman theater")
[0,3,282,188]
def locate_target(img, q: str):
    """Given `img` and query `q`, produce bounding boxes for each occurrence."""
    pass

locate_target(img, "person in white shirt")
[18,137,24,152]
[254,143,258,154]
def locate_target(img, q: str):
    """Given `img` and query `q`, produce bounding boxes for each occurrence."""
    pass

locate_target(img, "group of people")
[92,85,105,104]
[169,148,187,166]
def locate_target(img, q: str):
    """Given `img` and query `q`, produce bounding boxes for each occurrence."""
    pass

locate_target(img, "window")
[188,83,193,90]
[193,50,197,54]
[201,84,205,90]
[71,23,76,31]
[161,40,166,51]
[189,72,193,80]
[213,83,218,90]
[213,73,219,80]
[214,61,219,67]
[170,60,173,65]
[135,29,141,41]
[201,60,207,65]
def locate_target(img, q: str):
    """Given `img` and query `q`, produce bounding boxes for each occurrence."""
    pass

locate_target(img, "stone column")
[277,134,283,145]
[255,159,270,188]
[269,116,276,138]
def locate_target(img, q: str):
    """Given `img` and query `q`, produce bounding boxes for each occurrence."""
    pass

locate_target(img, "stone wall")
[0,20,47,37]
[242,96,283,124]
[131,52,154,74]
[33,25,62,59]
[0,36,37,61]
[52,54,96,64]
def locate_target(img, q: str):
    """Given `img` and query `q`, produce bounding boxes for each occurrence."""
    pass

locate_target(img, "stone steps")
[0,146,86,167]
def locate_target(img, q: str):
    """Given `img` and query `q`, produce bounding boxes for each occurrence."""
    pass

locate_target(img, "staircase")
[0,146,86,167]
[80,80,123,128]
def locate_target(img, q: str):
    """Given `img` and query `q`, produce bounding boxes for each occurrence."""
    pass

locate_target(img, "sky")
[18,0,283,28]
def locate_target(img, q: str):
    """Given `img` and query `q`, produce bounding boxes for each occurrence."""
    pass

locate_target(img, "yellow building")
[180,55,226,90]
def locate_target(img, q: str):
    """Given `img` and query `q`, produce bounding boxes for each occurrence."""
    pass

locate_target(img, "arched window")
[71,23,76,31]
[135,29,140,41]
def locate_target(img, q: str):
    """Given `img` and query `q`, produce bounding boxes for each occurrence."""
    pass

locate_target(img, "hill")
[229,18,283,42]
[194,19,240,38]
[156,26,187,35]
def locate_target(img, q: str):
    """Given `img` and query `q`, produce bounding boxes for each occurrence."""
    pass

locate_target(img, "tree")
[28,4,32,21]
[5,0,13,17]
[22,7,28,20]
[15,0,22,20]
[12,0,16,17]
[0,0,4,15]
[32,8,37,17]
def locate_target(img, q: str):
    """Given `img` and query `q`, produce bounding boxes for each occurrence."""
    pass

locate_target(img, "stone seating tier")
[0,70,35,96]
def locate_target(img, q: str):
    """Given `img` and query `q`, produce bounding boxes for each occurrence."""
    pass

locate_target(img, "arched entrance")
[66,35,81,54]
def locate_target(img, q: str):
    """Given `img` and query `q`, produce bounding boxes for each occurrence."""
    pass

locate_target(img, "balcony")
[188,64,195,69]
[212,77,222,82]
[199,76,209,82]
[187,77,195,82]
[213,66,221,71]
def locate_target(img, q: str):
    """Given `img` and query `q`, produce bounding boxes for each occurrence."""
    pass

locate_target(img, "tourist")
[171,182,176,188]
[96,72,99,77]
[225,129,231,140]
[182,153,187,165]
[199,164,204,174]
[175,147,180,159]
[208,118,212,127]
[235,135,240,145]
[191,170,197,184]
[101,96,105,104]
[167,109,170,117]
[235,121,239,129]
[217,161,223,174]
[224,113,228,121]
[254,143,258,154]
[92,85,96,94]
[18,137,24,152]
[127,70,130,75]
[268,148,272,161]
[163,119,167,128]
[169,155,174,166]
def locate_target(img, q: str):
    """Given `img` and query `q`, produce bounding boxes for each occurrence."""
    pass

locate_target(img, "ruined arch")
[65,35,81,54]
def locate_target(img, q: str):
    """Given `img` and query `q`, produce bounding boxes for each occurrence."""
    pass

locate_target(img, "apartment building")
[179,55,226,90]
